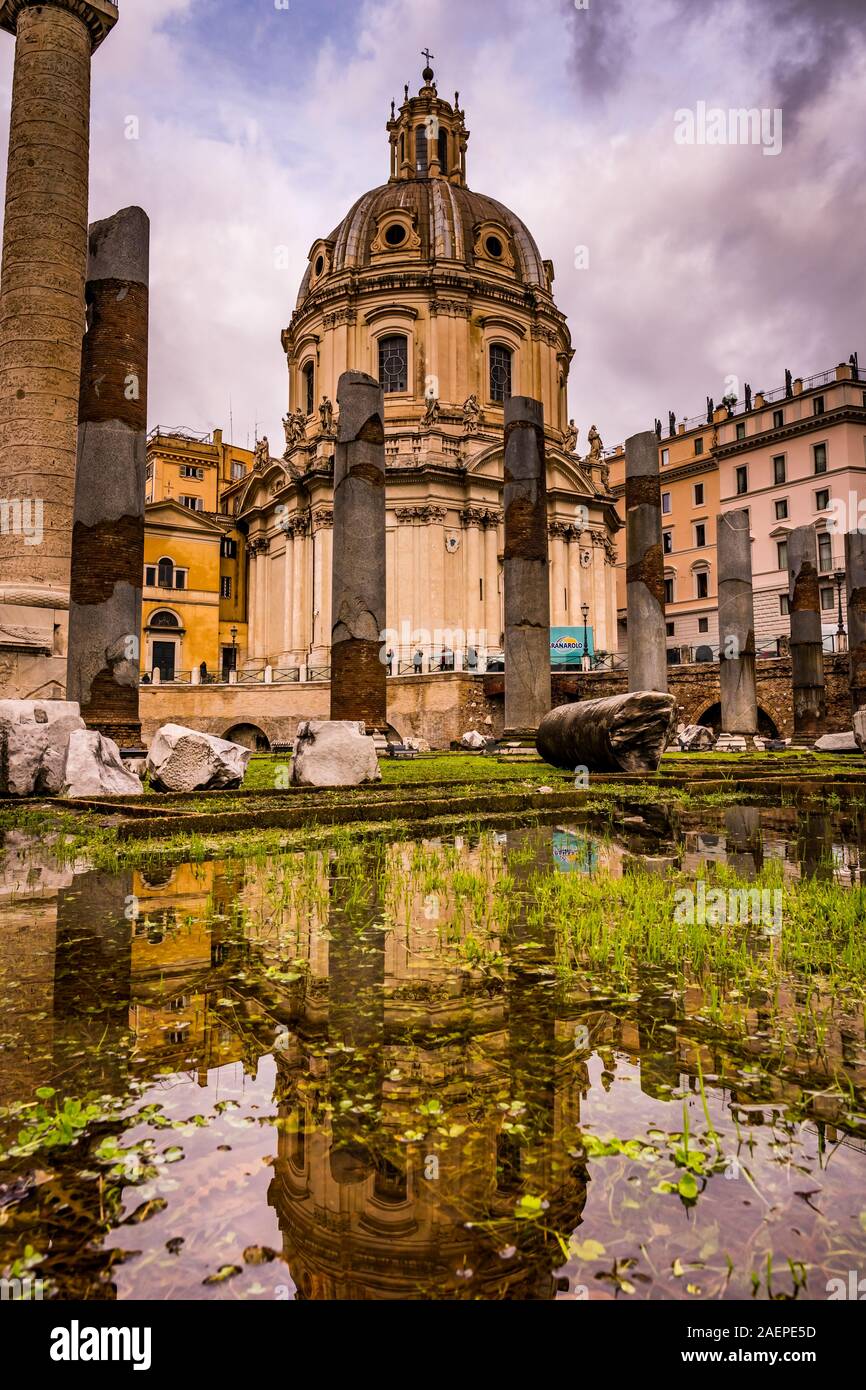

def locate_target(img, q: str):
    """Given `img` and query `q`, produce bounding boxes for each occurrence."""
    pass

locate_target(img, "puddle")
[1,810,865,1300]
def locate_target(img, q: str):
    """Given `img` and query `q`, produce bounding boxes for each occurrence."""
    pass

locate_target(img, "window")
[415,124,428,176]
[174,570,186,591]
[695,523,706,548]
[698,617,709,633]
[666,621,675,637]
[820,586,835,611]
[661,448,670,466]
[662,491,672,515]
[438,128,448,174]
[664,577,675,604]
[180,465,204,479]
[695,570,709,599]
[813,443,827,474]
[777,540,788,571]
[663,529,673,555]
[773,455,786,484]
[818,532,833,572]
[303,361,315,416]
[775,498,788,520]
[384,223,407,247]
[150,610,180,628]
[145,462,154,480]
[220,576,232,599]
[736,422,746,440]
[773,408,784,429]
[231,461,246,480]
[694,482,704,505]
[814,395,825,416]
[221,537,237,559]
[180,495,203,511]
[157,558,174,589]
[780,593,790,616]
[489,344,512,403]
[694,436,704,455]
[815,488,830,511]
[735,465,748,495]
[145,565,156,586]
[378,334,408,393]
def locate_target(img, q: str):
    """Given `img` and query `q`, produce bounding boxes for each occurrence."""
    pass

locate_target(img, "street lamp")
[580,602,590,671]
[833,569,847,653]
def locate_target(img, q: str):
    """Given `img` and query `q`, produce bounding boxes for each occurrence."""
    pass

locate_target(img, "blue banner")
[550,625,594,666]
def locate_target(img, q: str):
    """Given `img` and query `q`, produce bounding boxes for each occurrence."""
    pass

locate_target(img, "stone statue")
[319,395,334,434]
[462,393,481,433]
[587,424,603,461]
[850,352,859,380]
[564,419,579,454]
[421,395,440,428]
[283,410,306,455]
[744,382,752,412]
[785,368,793,397]
[668,410,676,437]
[654,418,662,440]
[706,397,714,424]
[254,436,270,470]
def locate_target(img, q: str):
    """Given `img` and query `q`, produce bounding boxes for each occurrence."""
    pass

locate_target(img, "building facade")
[611,359,866,659]
[234,65,620,673]
[142,429,251,682]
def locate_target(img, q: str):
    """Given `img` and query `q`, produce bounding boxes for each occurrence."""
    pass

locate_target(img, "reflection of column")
[724,806,763,877]
[55,869,132,1095]
[484,517,500,649]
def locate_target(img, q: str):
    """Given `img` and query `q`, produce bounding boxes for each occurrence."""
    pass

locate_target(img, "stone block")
[0,698,84,796]
[146,723,251,792]
[61,728,143,798]
[291,720,381,787]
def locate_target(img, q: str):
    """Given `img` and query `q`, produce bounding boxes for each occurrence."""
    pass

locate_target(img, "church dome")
[296,181,548,309]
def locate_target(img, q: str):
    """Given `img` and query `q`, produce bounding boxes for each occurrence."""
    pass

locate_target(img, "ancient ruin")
[625,429,667,694]
[787,523,827,742]
[503,395,551,736]
[717,508,758,734]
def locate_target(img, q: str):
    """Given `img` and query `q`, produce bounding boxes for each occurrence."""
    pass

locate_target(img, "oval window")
[384,223,407,247]
[485,234,504,259]
[314,255,325,276]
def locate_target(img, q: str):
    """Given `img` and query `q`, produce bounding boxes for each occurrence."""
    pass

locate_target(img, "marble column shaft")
[717,508,757,734]
[625,429,667,693]
[503,395,551,734]
[787,524,826,740]
[330,370,387,728]
[67,207,149,747]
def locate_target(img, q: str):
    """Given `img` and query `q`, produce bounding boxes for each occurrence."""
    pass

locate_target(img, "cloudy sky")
[1,0,862,450]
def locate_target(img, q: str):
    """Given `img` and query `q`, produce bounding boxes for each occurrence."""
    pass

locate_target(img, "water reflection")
[0,807,865,1300]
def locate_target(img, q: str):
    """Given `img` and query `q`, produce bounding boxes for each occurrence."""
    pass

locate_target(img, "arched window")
[150,610,180,628]
[303,361,315,417]
[489,345,512,403]
[378,334,408,393]
[438,129,448,174]
[157,557,174,590]
[415,124,428,177]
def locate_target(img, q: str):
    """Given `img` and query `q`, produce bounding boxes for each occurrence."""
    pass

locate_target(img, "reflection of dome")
[296,182,547,308]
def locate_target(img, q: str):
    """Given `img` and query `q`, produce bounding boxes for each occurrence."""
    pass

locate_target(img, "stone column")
[66,208,148,748]
[291,521,306,661]
[483,518,500,651]
[503,396,551,736]
[281,530,294,657]
[0,0,119,698]
[787,524,826,742]
[330,370,387,728]
[845,530,866,714]
[625,429,667,693]
[717,508,757,735]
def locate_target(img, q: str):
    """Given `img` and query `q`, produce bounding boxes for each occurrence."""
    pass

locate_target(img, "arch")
[148,609,181,628]
[223,722,271,752]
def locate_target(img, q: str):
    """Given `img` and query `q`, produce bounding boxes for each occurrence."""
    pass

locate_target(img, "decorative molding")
[312,508,334,530]
[322,308,357,329]
[429,298,473,318]
[363,303,419,326]
[394,504,448,524]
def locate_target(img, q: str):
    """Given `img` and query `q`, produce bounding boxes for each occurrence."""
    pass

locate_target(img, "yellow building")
[143,428,252,681]
[610,416,721,659]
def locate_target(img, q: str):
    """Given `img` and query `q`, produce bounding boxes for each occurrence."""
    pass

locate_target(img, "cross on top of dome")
[421,48,435,84]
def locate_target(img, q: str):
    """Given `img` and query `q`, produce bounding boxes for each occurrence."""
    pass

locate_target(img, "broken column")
[330,370,387,730]
[67,207,149,747]
[787,524,826,742]
[717,508,757,734]
[625,429,667,693]
[845,529,866,715]
[503,395,551,736]
[0,0,119,697]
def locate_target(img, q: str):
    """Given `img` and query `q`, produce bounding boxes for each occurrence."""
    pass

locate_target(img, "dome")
[296,181,548,309]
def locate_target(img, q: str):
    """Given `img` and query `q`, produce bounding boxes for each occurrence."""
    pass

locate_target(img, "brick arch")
[693,701,781,739]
